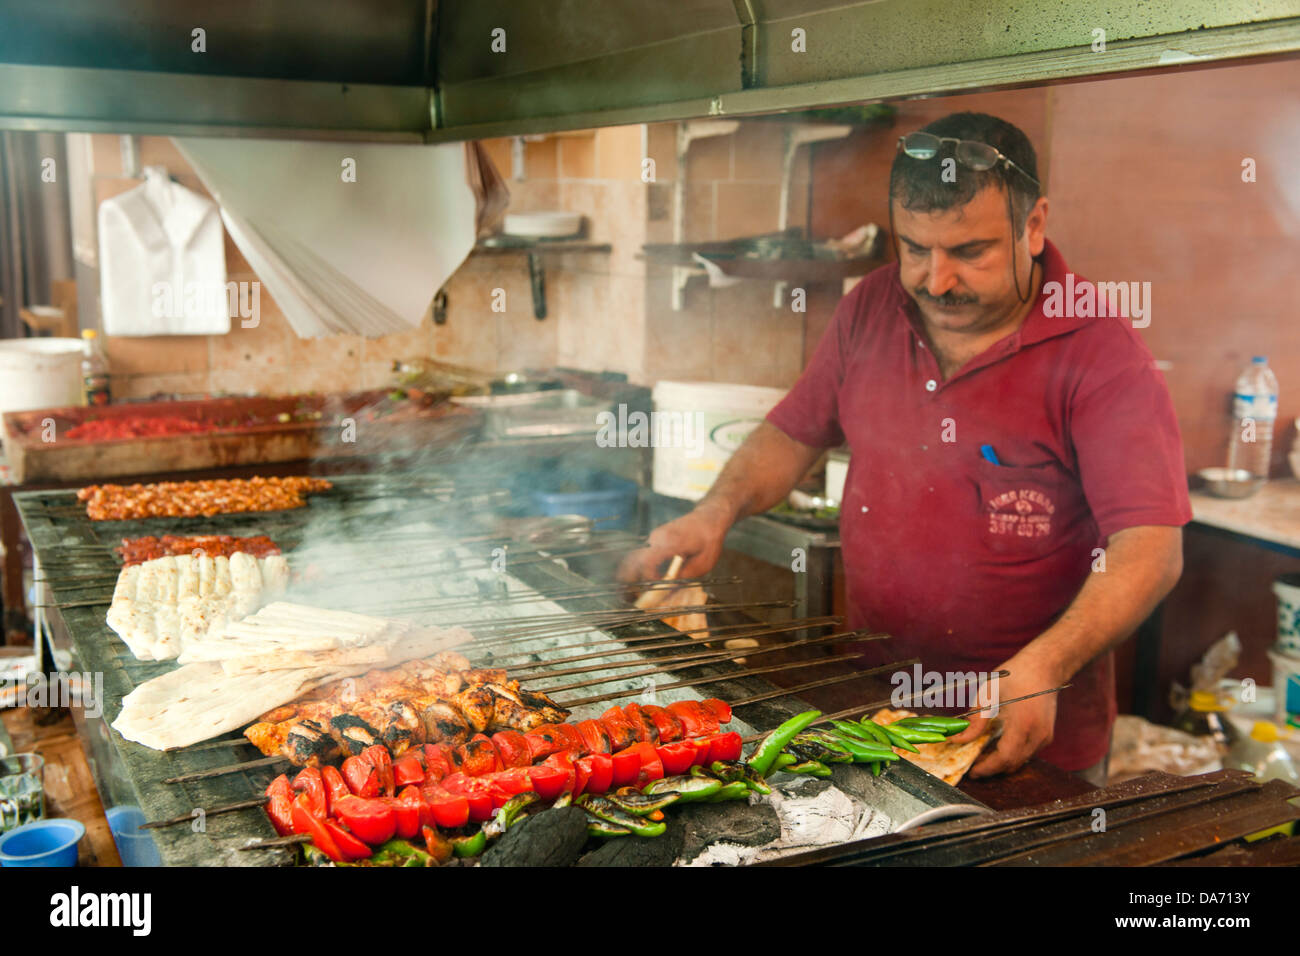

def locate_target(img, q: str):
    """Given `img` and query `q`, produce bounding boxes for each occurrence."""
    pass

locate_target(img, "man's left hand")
[948,649,1062,778]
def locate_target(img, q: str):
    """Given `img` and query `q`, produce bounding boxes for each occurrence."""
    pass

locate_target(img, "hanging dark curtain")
[0,131,75,340]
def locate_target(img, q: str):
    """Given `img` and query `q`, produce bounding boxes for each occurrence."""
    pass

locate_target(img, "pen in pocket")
[980,444,1002,466]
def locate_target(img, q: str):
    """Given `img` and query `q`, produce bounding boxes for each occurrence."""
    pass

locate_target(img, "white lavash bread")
[154,555,179,605]
[229,551,262,593]
[177,555,200,601]
[212,556,232,597]
[106,599,158,661]
[197,554,216,598]
[112,623,475,750]
[151,606,181,659]
[108,551,288,664]
[260,554,290,593]
[134,560,162,604]
[113,564,141,602]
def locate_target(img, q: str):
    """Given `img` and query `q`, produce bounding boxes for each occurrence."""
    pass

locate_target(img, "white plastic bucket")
[0,338,84,415]
[650,380,786,501]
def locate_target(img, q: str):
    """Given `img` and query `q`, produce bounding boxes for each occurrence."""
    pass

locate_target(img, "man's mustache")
[914,288,979,307]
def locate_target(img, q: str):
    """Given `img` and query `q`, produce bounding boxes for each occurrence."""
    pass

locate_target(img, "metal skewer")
[560,653,915,709]
[477,616,841,666]
[184,659,913,837]
[956,683,1071,718]
[159,633,887,785]
[521,629,889,691]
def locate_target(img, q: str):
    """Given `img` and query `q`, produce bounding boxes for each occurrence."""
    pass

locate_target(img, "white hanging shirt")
[98,167,229,335]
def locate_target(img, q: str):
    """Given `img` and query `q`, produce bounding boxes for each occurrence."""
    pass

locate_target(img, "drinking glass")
[0,753,45,834]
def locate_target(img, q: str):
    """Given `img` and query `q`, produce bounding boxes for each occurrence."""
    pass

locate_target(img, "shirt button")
[925,379,937,392]
[860,506,869,513]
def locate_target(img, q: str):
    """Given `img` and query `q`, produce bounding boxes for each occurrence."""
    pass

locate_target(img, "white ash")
[680,780,893,866]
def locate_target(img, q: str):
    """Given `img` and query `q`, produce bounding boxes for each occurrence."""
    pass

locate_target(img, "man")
[620,112,1191,783]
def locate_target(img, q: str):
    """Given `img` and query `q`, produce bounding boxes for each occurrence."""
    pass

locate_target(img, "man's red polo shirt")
[766,239,1191,771]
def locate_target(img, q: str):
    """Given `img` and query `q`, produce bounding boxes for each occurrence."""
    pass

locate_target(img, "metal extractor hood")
[0,0,1297,141]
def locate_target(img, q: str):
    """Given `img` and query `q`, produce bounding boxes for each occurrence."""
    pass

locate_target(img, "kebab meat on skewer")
[243,654,571,766]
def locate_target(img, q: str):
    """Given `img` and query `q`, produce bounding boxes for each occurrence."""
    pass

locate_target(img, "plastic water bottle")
[1226,356,1278,479]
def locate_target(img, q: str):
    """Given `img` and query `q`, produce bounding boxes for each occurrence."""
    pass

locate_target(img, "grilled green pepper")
[551,791,573,809]
[769,753,798,774]
[587,818,632,839]
[748,710,822,777]
[703,780,751,802]
[482,791,539,840]
[605,790,680,816]
[856,719,894,747]
[875,722,920,753]
[831,719,880,743]
[451,830,487,858]
[884,724,947,743]
[707,760,771,794]
[824,733,900,763]
[643,773,722,802]
[579,796,667,837]
[783,759,832,778]
[789,732,853,763]
[708,760,747,783]
[896,716,970,735]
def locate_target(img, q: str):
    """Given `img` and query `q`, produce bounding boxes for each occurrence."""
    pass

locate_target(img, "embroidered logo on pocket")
[986,488,1056,538]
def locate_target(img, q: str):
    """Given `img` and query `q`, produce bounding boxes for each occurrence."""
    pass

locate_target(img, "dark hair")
[889,112,1041,236]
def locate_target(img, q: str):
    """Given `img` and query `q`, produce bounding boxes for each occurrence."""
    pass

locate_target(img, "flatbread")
[111,622,473,750]
[870,707,996,786]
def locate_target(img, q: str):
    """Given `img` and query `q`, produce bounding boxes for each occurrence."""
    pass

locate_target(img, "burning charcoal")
[673,799,781,862]
[576,822,684,867]
[479,807,589,867]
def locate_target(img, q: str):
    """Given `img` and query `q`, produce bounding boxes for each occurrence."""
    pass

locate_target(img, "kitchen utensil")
[1197,467,1263,498]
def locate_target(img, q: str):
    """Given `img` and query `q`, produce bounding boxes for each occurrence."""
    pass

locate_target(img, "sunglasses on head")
[897,132,1041,189]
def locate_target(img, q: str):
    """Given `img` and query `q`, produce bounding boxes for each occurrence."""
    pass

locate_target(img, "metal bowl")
[1197,467,1263,499]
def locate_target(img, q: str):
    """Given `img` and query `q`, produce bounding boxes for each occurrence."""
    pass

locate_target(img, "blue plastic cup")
[0,818,85,867]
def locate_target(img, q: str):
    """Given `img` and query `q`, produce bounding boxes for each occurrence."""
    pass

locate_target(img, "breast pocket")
[975,459,1071,556]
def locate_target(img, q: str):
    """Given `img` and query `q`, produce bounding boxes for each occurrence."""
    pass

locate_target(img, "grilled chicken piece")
[420,701,471,746]
[454,683,498,732]
[244,717,337,766]
[329,713,382,756]
[461,668,508,686]
[244,721,286,756]
[485,683,571,732]
[347,699,423,755]
[286,719,337,764]
[512,686,570,724]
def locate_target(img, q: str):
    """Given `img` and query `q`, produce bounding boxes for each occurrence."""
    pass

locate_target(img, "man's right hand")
[617,503,731,583]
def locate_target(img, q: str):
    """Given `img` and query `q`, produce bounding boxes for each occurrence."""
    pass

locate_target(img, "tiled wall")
[83,122,836,398]
[83,135,596,399]
[640,120,835,389]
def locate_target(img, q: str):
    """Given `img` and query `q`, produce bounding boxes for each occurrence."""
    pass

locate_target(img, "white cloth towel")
[98,167,230,335]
